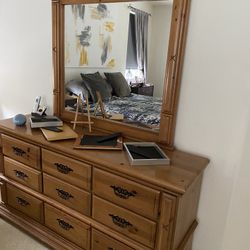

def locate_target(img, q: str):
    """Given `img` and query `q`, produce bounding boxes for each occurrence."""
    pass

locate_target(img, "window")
[126,13,137,70]
[125,11,148,84]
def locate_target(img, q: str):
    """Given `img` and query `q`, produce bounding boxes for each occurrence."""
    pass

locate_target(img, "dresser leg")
[0,180,7,204]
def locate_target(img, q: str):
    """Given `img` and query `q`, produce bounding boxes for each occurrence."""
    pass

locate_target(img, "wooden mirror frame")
[52,0,191,149]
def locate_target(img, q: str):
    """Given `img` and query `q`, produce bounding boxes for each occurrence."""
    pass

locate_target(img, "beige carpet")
[0,218,49,250]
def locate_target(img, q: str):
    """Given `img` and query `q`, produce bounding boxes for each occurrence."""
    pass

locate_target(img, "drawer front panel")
[44,203,90,249]
[43,173,90,216]
[93,168,160,219]
[1,134,40,169]
[42,149,91,190]
[4,157,42,192]
[92,229,134,250]
[92,196,156,248]
[6,183,43,222]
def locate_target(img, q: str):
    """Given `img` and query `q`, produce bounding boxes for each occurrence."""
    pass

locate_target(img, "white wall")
[222,119,250,250]
[1,0,250,249]
[0,0,53,118]
[175,0,250,249]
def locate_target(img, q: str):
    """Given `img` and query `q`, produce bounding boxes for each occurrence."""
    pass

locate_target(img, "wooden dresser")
[0,118,208,250]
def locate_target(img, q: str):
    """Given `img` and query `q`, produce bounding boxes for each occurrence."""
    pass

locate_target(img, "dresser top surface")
[0,118,209,194]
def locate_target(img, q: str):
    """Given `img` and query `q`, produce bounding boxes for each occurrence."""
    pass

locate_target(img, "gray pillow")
[104,72,131,97]
[65,79,89,101]
[80,72,112,102]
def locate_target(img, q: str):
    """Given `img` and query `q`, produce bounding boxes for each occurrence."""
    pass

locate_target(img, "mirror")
[64,1,172,132]
[52,0,191,149]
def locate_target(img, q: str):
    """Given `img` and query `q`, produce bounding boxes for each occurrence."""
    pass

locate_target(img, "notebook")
[40,124,78,141]
[74,133,123,150]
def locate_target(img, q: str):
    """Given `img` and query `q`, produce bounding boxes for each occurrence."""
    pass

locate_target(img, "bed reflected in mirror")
[64,0,173,131]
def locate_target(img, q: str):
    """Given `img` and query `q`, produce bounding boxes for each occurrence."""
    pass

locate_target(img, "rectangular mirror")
[52,0,191,149]
[64,1,172,131]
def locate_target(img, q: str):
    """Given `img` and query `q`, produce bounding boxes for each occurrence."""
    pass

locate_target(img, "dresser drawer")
[1,135,40,169]
[93,168,160,219]
[42,149,91,191]
[43,173,90,216]
[92,196,156,248]
[92,229,134,250]
[44,203,90,249]
[6,183,43,222]
[4,157,42,192]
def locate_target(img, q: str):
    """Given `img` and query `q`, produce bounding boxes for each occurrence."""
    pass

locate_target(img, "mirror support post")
[52,0,60,116]
[160,0,191,148]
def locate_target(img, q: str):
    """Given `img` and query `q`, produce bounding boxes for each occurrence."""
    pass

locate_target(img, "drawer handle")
[57,218,73,230]
[14,170,28,180]
[107,248,114,250]
[16,197,30,207]
[54,163,73,174]
[12,146,26,157]
[56,188,74,200]
[110,185,137,199]
[109,214,132,228]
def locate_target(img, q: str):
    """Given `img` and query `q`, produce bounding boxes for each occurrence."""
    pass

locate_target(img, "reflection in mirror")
[64,1,173,131]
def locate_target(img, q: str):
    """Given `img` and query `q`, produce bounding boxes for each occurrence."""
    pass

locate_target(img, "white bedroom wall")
[175,0,250,249]
[0,0,53,119]
[1,0,250,250]
[221,119,250,250]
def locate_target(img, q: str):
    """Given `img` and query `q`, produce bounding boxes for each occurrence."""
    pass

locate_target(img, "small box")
[124,142,170,166]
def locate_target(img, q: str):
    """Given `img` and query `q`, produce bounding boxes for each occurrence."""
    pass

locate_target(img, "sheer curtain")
[134,10,149,81]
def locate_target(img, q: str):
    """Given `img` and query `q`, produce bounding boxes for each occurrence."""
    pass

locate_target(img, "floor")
[0,218,49,250]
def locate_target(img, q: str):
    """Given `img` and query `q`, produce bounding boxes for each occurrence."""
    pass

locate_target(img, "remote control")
[43,127,63,132]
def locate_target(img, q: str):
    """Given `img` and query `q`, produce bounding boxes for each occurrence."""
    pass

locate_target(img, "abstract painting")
[65,3,116,68]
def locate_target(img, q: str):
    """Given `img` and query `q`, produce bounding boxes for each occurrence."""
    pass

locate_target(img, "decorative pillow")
[104,72,131,97]
[65,79,89,101]
[80,72,112,102]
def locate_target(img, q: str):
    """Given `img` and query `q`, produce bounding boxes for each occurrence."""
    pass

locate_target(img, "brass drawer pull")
[109,214,132,228]
[56,188,74,200]
[57,218,73,230]
[12,146,26,157]
[16,197,30,207]
[14,170,28,180]
[110,185,137,199]
[54,163,73,174]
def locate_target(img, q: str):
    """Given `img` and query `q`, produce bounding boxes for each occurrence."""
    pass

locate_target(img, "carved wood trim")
[176,220,198,250]
[52,1,60,115]
[160,0,191,147]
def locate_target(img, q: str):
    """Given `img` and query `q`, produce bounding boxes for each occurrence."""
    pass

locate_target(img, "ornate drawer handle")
[54,163,73,174]
[16,197,30,207]
[110,185,137,199]
[56,188,74,200]
[14,170,28,180]
[57,218,73,230]
[109,214,132,228]
[12,146,26,157]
